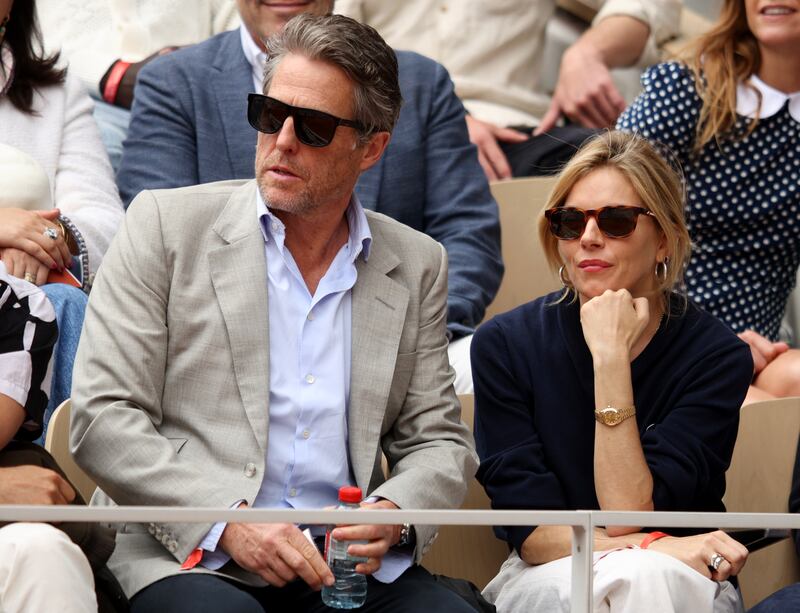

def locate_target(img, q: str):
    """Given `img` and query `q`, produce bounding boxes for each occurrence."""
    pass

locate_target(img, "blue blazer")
[117,30,503,336]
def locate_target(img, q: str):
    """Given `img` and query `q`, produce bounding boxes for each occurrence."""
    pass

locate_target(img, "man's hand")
[465,115,528,181]
[219,518,333,590]
[738,330,789,376]
[535,43,626,135]
[0,465,76,505]
[329,499,402,576]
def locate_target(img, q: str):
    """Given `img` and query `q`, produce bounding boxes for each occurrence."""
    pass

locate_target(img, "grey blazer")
[70,180,478,597]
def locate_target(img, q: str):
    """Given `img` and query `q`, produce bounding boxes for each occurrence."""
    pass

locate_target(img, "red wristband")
[640,531,670,549]
[102,60,132,105]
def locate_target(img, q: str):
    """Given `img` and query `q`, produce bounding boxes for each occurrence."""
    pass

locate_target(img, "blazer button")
[244,463,257,478]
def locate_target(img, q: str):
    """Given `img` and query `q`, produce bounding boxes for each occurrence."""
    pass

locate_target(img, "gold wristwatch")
[594,404,636,426]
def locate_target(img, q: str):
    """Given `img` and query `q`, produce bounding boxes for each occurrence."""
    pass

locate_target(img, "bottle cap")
[338,486,362,503]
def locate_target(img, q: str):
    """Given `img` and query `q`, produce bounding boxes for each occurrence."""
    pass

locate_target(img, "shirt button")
[271,222,279,232]
[307,311,315,321]
[244,463,257,477]
[302,430,310,439]
[305,374,315,384]
[289,488,297,497]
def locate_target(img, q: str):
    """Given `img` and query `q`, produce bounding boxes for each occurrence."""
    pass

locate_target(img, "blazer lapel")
[208,181,270,453]
[211,32,258,179]
[349,221,408,489]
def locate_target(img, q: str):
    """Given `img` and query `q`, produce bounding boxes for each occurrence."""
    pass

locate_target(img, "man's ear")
[358,131,391,171]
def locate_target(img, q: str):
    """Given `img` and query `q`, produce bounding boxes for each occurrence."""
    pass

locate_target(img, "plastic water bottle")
[321,486,368,609]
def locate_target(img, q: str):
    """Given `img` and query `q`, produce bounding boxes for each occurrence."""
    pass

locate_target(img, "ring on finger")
[24,272,36,284]
[43,227,59,240]
[710,552,726,571]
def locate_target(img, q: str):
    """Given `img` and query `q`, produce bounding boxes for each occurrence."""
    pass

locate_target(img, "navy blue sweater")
[472,292,753,552]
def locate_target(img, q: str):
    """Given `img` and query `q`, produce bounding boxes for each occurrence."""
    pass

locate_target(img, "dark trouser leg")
[499,126,600,177]
[748,583,800,613]
[293,565,479,613]
[130,574,265,613]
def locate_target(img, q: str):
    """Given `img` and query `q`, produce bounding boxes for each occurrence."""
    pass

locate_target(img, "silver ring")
[43,227,59,240]
[24,272,36,284]
[710,553,726,571]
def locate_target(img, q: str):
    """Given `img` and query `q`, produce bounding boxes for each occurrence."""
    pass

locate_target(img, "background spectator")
[618,0,800,403]
[336,0,680,179]
[36,0,240,170]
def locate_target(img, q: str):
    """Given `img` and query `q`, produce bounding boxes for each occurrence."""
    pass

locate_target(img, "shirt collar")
[240,24,267,92]
[737,73,800,123]
[256,189,372,263]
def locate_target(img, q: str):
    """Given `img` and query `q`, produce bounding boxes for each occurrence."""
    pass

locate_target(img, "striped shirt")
[0,262,57,441]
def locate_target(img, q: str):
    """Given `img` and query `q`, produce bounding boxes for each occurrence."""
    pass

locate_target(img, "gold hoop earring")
[655,258,669,283]
[559,265,572,288]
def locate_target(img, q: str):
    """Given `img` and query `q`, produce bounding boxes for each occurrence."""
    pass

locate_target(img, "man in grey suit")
[117,0,503,393]
[71,13,478,613]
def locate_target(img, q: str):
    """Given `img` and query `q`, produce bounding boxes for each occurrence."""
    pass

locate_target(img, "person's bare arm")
[0,394,25,449]
[536,15,649,134]
[521,526,748,582]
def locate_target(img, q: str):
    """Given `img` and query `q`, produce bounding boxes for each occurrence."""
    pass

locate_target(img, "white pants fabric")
[448,334,474,394]
[483,548,744,613]
[0,523,97,613]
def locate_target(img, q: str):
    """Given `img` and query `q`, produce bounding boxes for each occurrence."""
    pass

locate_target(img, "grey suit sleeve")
[422,62,503,338]
[371,242,479,561]
[70,191,232,562]
[117,56,201,207]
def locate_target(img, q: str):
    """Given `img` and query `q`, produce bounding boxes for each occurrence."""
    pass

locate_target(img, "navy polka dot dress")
[618,62,800,340]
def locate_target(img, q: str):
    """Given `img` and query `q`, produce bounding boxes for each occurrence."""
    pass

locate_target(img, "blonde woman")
[617,0,800,402]
[472,132,752,612]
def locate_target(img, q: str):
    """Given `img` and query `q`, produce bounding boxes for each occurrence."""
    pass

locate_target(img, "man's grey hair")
[262,14,402,143]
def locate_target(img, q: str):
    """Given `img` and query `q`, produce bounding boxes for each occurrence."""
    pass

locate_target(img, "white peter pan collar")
[737,73,800,122]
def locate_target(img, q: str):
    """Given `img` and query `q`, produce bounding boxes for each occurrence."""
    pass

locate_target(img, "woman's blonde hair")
[678,0,760,151]
[538,131,691,307]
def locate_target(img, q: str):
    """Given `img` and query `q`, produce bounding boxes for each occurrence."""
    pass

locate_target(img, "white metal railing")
[1,506,798,613]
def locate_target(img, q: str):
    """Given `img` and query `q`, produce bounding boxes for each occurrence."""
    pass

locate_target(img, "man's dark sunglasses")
[545,205,656,240]
[247,93,365,147]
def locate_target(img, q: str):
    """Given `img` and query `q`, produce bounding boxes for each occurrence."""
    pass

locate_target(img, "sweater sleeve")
[472,317,568,553]
[54,75,124,277]
[642,337,753,511]
[616,61,701,159]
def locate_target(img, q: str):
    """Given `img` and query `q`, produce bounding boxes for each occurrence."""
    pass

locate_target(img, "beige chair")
[422,395,510,589]
[723,397,800,609]
[484,177,561,321]
[44,398,97,503]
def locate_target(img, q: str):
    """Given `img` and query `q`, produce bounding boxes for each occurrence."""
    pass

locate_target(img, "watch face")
[599,407,622,426]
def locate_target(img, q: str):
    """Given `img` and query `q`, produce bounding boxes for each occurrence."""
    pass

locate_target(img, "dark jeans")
[500,125,599,177]
[130,565,478,613]
[748,583,800,612]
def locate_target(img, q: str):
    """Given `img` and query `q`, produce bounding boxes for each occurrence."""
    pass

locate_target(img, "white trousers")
[483,549,744,613]
[0,523,97,613]
[448,334,474,394]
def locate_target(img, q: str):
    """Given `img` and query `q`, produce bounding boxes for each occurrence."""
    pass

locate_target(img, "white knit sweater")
[0,74,124,276]
[37,0,240,96]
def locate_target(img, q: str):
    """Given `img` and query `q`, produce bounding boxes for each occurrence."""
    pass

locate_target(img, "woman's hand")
[0,208,72,271]
[648,530,748,582]
[738,330,788,376]
[1,248,52,285]
[580,289,650,363]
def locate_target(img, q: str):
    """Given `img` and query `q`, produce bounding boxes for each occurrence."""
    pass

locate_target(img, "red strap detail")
[640,531,670,549]
[102,60,131,105]
[180,547,203,570]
